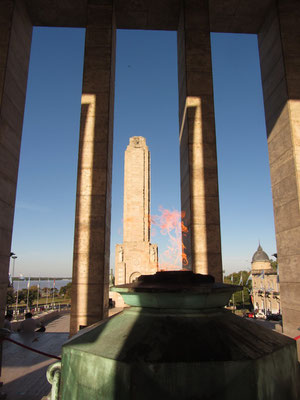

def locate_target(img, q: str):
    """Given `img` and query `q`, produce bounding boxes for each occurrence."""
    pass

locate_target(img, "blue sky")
[11,27,276,277]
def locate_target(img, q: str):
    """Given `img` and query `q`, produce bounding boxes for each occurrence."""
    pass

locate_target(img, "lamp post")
[11,255,17,280]
[15,280,19,316]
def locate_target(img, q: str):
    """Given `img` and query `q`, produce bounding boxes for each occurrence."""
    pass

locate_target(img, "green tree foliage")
[29,285,39,303]
[18,285,40,307]
[6,287,15,305]
[271,260,278,272]
[17,289,26,304]
[49,287,58,295]
[224,270,252,309]
[41,287,49,296]
[59,282,72,298]
[109,270,115,287]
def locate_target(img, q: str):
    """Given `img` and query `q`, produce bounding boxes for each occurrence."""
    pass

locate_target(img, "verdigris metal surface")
[60,271,300,399]
[113,271,235,309]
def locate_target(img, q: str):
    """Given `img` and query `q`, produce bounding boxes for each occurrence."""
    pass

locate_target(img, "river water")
[12,279,71,291]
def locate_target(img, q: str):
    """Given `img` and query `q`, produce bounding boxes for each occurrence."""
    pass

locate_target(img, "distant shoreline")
[12,277,72,281]
[12,278,72,291]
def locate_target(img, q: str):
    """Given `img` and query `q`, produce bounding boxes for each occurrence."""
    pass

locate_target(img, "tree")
[109,269,115,287]
[18,286,39,307]
[59,282,72,298]
[224,270,252,309]
[17,289,26,304]
[49,287,58,295]
[41,287,49,296]
[271,260,278,272]
[6,287,15,306]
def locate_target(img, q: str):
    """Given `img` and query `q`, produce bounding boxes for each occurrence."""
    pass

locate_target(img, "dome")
[252,244,269,262]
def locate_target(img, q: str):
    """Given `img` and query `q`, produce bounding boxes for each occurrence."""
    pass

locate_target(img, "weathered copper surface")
[60,272,300,399]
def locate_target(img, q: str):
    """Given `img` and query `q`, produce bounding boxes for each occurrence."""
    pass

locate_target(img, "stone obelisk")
[115,137,158,285]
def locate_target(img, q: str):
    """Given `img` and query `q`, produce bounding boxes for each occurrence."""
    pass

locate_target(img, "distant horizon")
[11,277,72,280]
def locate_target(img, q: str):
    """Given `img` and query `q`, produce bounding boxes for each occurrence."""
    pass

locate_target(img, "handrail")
[47,362,62,400]
[1,336,61,360]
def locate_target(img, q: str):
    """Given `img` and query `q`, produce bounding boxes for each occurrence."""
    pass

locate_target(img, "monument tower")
[115,137,158,285]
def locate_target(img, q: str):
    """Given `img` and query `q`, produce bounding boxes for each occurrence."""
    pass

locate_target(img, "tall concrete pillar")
[0,1,32,326]
[177,0,222,281]
[258,1,300,340]
[70,1,116,336]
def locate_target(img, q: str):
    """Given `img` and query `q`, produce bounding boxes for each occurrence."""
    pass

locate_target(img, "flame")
[151,206,189,270]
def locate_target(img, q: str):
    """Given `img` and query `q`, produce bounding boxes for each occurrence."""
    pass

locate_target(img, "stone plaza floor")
[1,314,69,400]
[1,309,123,400]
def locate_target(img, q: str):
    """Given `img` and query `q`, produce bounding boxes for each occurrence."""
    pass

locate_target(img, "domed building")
[251,244,280,314]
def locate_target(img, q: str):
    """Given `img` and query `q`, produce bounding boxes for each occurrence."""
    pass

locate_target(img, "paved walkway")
[1,314,69,400]
[1,309,123,400]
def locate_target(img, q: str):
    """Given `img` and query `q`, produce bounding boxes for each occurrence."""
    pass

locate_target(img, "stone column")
[258,1,300,341]
[0,1,32,326]
[70,1,116,336]
[177,0,222,281]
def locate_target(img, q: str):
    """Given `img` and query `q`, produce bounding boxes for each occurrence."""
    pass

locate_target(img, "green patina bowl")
[60,271,300,400]
[111,270,239,309]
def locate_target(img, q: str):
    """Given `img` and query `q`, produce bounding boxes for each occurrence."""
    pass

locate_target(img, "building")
[251,244,280,314]
[115,137,158,285]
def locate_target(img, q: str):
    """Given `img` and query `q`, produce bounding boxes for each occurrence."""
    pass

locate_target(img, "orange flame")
[151,206,189,271]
